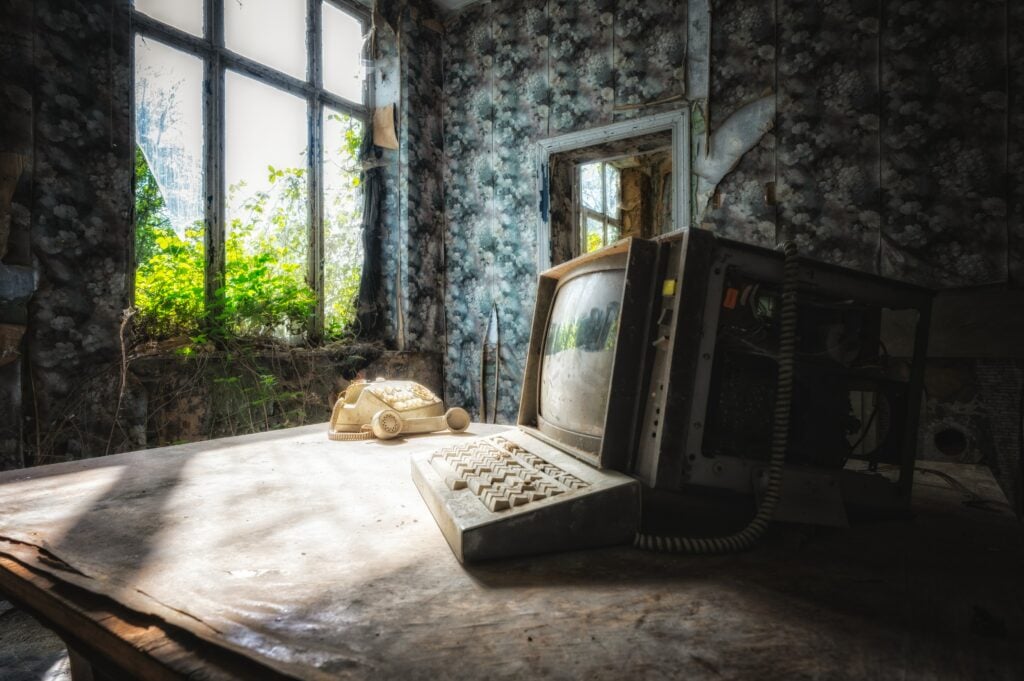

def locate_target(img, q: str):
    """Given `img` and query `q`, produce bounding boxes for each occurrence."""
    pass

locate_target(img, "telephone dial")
[328,378,471,441]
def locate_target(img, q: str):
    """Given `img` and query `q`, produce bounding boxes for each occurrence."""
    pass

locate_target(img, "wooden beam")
[0,556,293,681]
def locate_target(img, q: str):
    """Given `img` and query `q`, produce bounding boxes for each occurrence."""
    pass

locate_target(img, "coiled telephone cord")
[634,240,799,554]
[327,391,376,440]
[327,426,375,441]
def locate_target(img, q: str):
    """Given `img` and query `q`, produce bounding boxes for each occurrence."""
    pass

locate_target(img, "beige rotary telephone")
[328,378,471,441]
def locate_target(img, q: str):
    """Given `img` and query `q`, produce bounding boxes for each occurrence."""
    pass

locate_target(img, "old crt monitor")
[522,239,658,471]
[412,239,656,562]
[412,229,932,562]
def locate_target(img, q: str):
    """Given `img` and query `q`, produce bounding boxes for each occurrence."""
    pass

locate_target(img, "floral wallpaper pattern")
[374,0,446,353]
[15,0,134,462]
[442,0,689,421]
[879,0,1008,287]
[396,1,446,353]
[776,0,881,273]
[700,0,777,247]
[443,0,1024,424]
[701,0,1017,289]
[374,23,401,345]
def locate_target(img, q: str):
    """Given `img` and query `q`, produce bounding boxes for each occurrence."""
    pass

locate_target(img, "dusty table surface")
[1,423,1022,680]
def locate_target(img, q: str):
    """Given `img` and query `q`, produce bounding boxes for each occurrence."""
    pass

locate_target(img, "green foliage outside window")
[323,113,364,338]
[134,146,205,339]
[134,148,316,341]
[133,114,364,345]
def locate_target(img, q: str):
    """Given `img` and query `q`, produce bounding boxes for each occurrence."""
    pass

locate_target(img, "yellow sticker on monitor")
[662,279,677,296]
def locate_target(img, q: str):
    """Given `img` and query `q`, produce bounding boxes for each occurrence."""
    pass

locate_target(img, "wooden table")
[1,423,1022,680]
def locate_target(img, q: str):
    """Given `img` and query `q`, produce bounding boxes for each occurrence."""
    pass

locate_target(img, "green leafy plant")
[133,147,205,340]
[133,112,364,344]
[134,153,325,342]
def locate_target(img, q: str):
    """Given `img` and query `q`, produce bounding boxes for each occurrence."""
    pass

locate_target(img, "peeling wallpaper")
[1,0,1022,470]
[443,0,1024,424]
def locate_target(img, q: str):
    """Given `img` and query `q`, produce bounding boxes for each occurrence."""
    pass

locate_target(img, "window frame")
[131,0,372,340]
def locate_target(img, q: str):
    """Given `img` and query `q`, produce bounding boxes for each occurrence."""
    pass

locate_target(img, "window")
[132,0,369,342]
[578,161,621,254]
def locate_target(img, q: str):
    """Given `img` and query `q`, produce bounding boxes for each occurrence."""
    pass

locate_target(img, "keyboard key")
[428,437,589,513]
[468,477,491,495]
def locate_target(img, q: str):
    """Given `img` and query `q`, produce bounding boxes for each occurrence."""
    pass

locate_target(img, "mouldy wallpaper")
[443,0,688,421]
[443,0,1024,423]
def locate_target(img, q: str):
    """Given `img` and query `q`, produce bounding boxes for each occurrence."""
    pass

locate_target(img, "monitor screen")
[538,267,624,438]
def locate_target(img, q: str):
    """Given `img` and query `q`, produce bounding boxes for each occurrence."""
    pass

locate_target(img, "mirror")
[536,110,690,269]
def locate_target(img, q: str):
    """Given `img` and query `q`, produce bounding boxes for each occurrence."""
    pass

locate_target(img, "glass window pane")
[605,164,620,218]
[580,163,602,212]
[225,71,311,336]
[323,109,364,336]
[225,0,308,80]
[135,36,205,235]
[585,216,604,253]
[322,2,366,103]
[133,35,206,339]
[134,0,203,37]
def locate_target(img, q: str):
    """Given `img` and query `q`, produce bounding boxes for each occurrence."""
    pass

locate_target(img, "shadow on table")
[31,427,326,587]
[266,498,1024,681]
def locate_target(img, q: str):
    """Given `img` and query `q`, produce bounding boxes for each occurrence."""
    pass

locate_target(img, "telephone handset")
[328,378,471,441]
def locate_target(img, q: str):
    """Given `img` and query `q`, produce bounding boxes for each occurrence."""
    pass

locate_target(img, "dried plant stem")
[105,307,136,456]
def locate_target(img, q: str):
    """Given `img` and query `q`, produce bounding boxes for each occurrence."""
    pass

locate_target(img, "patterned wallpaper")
[442,0,1024,423]
[442,0,688,421]
[399,4,446,354]
[22,0,135,460]
[702,0,1017,288]
[374,0,446,353]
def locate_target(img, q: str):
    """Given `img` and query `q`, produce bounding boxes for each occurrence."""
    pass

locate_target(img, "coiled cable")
[327,388,376,440]
[634,240,799,554]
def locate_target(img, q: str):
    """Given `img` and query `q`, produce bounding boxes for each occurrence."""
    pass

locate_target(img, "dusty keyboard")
[427,436,590,512]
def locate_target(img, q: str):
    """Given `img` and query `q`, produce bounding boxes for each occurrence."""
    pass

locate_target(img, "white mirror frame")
[535,109,690,271]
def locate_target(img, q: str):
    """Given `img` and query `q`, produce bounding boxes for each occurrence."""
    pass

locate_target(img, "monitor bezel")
[535,253,627,453]
[518,238,658,470]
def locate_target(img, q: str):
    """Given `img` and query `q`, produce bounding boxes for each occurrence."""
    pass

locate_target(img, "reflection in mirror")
[549,130,672,264]
[536,110,689,270]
